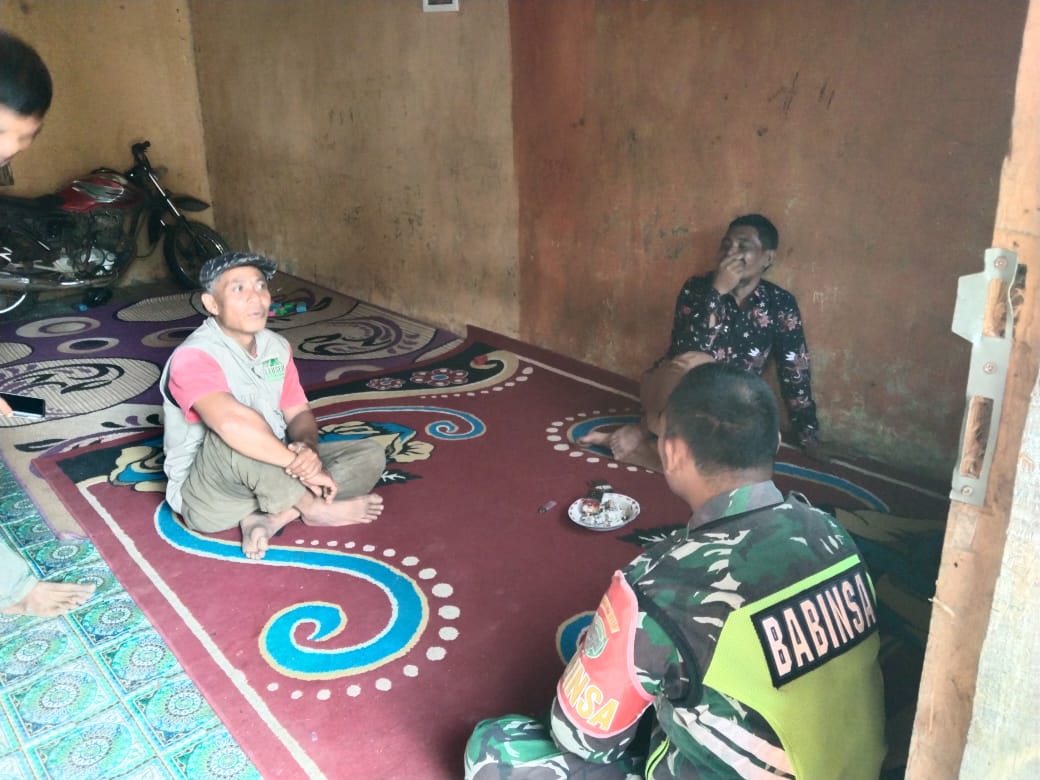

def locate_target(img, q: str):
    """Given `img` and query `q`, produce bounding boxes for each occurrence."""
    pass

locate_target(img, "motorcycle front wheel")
[163,220,231,289]
[0,290,36,319]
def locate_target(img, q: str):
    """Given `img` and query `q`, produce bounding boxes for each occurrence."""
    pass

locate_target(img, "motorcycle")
[0,140,230,316]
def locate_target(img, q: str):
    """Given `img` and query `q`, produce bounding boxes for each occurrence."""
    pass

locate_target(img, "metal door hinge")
[950,248,1021,505]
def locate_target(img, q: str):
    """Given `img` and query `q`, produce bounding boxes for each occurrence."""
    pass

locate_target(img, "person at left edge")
[160,252,386,560]
[0,29,97,618]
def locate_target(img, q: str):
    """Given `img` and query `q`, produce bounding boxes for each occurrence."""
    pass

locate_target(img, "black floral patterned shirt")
[667,273,819,445]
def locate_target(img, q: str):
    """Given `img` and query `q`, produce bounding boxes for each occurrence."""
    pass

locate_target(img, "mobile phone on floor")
[0,392,46,419]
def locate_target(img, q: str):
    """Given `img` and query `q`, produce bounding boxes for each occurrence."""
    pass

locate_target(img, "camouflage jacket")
[550,481,882,778]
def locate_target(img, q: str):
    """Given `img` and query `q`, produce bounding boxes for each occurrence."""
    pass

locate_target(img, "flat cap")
[198,251,277,289]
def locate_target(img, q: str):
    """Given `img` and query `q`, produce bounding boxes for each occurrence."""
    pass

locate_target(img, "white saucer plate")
[567,492,641,532]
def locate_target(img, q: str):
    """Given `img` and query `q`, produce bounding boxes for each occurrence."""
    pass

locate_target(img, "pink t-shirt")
[166,348,308,422]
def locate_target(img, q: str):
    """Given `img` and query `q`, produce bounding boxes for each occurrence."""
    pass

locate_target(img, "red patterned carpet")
[33,325,948,779]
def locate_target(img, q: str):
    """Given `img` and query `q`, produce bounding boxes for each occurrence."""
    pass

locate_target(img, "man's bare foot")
[579,423,662,470]
[1,581,96,618]
[579,425,642,454]
[240,508,300,560]
[299,493,384,527]
[580,423,646,458]
[577,429,614,448]
[608,424,649,459]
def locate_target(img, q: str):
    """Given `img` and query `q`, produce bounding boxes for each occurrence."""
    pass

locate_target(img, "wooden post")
[906,1,1040,776]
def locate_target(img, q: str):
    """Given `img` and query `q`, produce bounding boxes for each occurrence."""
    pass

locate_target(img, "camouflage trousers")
[464,714,644,780]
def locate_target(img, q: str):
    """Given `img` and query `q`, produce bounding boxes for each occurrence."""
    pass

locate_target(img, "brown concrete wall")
[186,0,518,337]
[1,0,211,284]
[511,0,1028,479]
[10,0,1023,477]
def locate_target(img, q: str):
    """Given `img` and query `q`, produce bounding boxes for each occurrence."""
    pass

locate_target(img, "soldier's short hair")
[664,362,779,475]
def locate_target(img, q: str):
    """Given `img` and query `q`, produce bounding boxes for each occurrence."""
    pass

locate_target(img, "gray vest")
[160,317,293,512]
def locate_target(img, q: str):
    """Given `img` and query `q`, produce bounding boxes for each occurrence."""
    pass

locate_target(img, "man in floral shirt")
[580,214,822,469]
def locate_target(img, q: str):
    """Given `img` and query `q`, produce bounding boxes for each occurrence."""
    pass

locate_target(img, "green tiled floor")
[0,463,259,779]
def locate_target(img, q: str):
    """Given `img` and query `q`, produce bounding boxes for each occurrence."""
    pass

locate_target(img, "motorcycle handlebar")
[131,141,152,162]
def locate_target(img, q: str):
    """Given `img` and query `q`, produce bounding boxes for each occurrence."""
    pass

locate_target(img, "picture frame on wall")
[423,0,459,11]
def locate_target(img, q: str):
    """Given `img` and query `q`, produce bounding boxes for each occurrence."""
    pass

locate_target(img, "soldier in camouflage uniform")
[465,362,886,779]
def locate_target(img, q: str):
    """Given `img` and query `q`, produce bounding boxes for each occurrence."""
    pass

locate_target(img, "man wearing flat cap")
[160,252,386,559]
